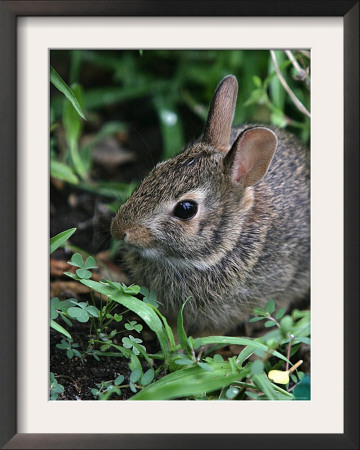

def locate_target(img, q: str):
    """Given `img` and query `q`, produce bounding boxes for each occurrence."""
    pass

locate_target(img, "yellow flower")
[268,370,290,384]
[268,360,303,385]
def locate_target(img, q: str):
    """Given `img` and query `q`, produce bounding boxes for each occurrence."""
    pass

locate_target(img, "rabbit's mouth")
[127,245,160,260]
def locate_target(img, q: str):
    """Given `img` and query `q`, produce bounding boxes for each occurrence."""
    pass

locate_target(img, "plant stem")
[288,360,303,374]
[270,50,311,119]
[285,335,294,371]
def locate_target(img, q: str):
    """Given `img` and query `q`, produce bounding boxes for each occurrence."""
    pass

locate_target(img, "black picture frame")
[0,1,358,449]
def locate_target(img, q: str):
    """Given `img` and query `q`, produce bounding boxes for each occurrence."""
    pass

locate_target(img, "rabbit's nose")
[111,220,152,247]
[117,230,128,241]
[110,218,127,241]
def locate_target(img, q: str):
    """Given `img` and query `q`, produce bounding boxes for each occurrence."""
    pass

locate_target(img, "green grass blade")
[149,307,176,351]
[50,160,79,185]
[63,83,87,178]
[267,50,286,111]
[50,228,76,254]
[50,319,72,339]
[153,97,185,160]
[50,66,86,120]
[130,362,244,400]
[194,336,289,364]
[252,373,278,400]
[176,299,192,358]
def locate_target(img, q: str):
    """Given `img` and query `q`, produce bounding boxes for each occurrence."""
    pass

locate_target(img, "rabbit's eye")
[173,200,198,220]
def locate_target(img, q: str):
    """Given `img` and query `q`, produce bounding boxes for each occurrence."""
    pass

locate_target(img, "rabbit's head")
[111,75,278,269]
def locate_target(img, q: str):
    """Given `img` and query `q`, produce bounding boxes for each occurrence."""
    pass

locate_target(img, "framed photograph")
[0,1,358,449]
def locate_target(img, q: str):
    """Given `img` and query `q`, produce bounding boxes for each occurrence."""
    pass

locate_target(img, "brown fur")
[111,75,310,335]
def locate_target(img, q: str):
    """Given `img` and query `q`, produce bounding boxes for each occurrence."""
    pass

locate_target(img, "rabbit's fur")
[111,75,310,335]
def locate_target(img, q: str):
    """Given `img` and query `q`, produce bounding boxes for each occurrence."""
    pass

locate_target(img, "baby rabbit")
[111,75,310,335]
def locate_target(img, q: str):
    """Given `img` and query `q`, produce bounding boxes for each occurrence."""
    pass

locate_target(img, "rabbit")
[111,75,310,336]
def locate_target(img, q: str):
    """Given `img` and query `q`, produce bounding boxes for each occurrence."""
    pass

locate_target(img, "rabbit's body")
[111,76,310,335]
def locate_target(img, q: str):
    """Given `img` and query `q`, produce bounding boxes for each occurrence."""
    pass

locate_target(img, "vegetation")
[50,50,310,401]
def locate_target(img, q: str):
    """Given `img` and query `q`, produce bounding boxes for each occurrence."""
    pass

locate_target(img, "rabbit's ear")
[225,127,278,187]
[203,75,238,153]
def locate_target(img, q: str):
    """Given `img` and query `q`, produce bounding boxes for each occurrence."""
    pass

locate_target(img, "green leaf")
[114,375,125,386]
[177,298,192,358]
[197,362,214,372]
[267,50,286,110]
[96,341,142,373]
[63,83,86,178]
[68,253,84,268]
[153,97,185,160]
[141,369,155,386]
[174,357,194,366]
[226,387,239,399]
[59,342,71,351]
[122,284,141,295]
[140,286,149,296]
[264,320,277,328]
[280,316,293,335]
[50,320,72,339]
[253,307,265,316]
[77,302,88,309]
[142,290,159,307]
[195,336,289,364]
[245,391,259,400]
[265,300,275,314]
[130,362,244,401]
[50,66,86,120]
[57,298,78,311]
[63,272,80,281]
[80,279,171,362]
[252,373,278,400]
[254,348,266,358]
[122,337,132,349]
[59,312,72,327]
[249,316,266,323]
[243,88,265,107]
[86,305,99,317]
[295,337,311,345]
[270,111,288,128]
[85,256,97,269]
[293,375,311,400]
[290,374,298,384]
[50,160,79,185]
[50,297,59,320]
[152,307,176,352]
[125,322,143,333]
[275,308,286,320]
[213,354,224,362]
[67,307,89,323]
[236,345,255,366]
[130,368,142,383]
[50,228,76,254]
[252,75,262,88]
[76,268,92,279]
[251,359,264,375]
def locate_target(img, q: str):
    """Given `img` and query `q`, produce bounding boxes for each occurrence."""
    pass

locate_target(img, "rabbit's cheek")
[169,214,202,240]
